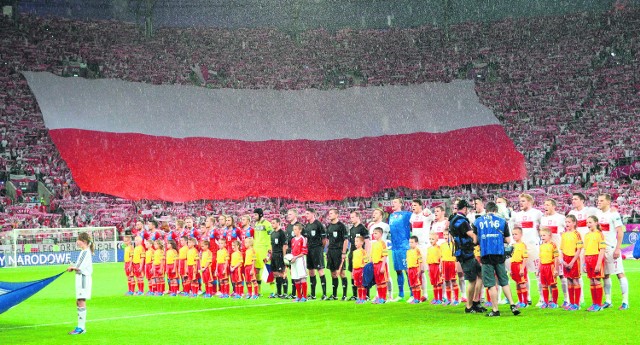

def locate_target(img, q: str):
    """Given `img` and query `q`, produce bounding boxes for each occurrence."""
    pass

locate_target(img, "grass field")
[1,261,639,345]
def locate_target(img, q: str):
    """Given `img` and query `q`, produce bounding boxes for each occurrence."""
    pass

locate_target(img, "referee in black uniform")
[348,210,369,300]
[269,218,288,298]
[326,208,349,300]
[304,208,328,300]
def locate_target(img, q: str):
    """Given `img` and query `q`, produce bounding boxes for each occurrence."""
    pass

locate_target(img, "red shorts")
[562,255,580,279]
[231,266,243,284]
[244,265,256,282]
[132,263,143,278]
[201,267,213,284]
[428,264,441,286]
[585,255,603,279]
[352,268,363,287]
[510,261,528,284]
[408,267,421,288]
[178,259,186,277]
[373,262,388,285]
[216,263,228,280]
[166,264,177,279]
[124,262,133,276]
[145,263,154,280]
[153,264,164,277]
[539,263,556,286]
[186,265,197,280]
[442,261,457,281]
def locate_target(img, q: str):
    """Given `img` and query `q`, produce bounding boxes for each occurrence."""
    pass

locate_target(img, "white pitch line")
[0,301,295,331]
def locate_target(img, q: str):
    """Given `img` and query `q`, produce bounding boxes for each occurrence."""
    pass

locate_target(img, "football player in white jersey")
[568,192,597,304]
[431,205,449,245]
[569,193,598,239]
[410,199,434,302]
[513,193,544,305]
[541,198,569,307]
[410,199,435,247]
[596,194,629,310]
[369,208,390,242]
[496,197,513,227]
[467,197,486,224]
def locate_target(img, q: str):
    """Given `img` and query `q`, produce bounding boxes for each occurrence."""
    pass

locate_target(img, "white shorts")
[524,241,540,274]
[291,257,307,280]
[419,244,429,270]
[604,247,625,275]
[75,274,92,300]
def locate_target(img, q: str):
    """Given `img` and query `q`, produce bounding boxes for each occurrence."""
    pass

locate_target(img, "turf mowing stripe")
[0,300,301,331]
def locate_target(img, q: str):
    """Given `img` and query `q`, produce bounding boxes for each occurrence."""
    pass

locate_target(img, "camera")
[504,244,514,258]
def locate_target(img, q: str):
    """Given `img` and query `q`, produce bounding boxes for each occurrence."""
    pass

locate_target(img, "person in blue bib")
[389,198,412,301]
[473,202,521,317]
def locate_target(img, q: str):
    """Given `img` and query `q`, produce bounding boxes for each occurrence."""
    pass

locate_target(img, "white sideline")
[0,301,294,331]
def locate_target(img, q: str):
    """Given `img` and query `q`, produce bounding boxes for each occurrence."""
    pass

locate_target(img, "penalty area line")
[0,301,295,331]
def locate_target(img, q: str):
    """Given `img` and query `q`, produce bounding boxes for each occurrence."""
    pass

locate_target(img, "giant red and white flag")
[24,72,526,202]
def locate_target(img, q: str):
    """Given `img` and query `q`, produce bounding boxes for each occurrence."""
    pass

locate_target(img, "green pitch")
[1,262,638,345]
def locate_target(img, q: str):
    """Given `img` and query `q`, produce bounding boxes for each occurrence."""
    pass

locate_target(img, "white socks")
[561,277,569,302]
[604,277,612,304]
[620,277,629,304]
[77,307,87,330]
[537,279,543,301]
[579,276,585,304]
[421,273,429,299]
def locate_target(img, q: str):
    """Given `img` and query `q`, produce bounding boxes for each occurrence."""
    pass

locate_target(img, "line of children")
[507,215,613,312]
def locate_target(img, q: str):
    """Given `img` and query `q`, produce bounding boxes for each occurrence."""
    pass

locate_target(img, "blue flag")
[0,272,64,314]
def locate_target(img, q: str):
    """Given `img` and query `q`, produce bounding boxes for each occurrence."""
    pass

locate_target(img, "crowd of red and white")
[0,7,638,238]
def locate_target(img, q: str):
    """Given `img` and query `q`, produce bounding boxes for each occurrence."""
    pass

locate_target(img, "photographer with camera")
[473,202,521,317]
[450,200,484,314]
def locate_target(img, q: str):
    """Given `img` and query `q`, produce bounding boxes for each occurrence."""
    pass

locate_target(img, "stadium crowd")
[0,9,638,246]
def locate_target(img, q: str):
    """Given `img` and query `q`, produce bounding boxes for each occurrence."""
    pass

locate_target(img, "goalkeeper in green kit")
[253,208,273,295]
